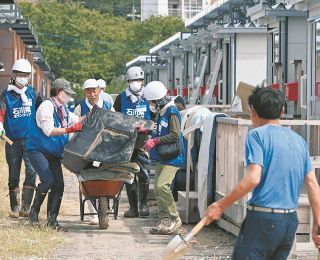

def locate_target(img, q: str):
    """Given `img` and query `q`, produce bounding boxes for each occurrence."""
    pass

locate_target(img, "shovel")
[162,217,207,260]
[2,134,13,145]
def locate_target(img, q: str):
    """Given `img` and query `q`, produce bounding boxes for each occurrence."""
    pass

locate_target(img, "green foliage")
[18,1,185,93]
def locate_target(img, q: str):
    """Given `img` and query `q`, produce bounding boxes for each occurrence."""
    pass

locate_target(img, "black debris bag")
[63,107,154,173]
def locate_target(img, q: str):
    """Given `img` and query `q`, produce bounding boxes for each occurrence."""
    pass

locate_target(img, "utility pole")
[127,0,140,21]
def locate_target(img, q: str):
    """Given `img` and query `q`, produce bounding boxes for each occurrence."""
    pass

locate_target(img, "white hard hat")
[97,79,106,89]
[143,81,167,101]
[83,79,98,89]
[12,59,32,73]
[126,66,144,81]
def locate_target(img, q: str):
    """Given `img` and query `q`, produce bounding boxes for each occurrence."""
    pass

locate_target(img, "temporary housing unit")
[0,2,53,96]
[149,32,191,95]
[248,2,308,118]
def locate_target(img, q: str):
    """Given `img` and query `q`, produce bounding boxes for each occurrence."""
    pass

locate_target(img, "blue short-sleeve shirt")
[246,124,312,209]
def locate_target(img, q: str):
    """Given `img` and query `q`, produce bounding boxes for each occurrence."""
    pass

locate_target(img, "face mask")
[58,90,71,104]
[150,104,157,113]
[129,81,142,94]
[15,77,29,87]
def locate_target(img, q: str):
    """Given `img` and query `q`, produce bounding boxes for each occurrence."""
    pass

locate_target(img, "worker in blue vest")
[67,97,75,112]
[137,81,185,235]
[74,78,113,225]
[114,66,151,218]
[0,59,42,218]
[97,79,114,107]
[26,78,84,231]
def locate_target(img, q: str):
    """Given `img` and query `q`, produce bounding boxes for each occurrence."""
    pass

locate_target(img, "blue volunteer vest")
[26,100,69,158]
[150,106,185,167]
[79,99,111,116]
[120,92,151,120]
[4,86,36,139]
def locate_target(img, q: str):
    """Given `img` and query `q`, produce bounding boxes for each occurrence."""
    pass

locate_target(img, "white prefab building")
[141,0,209,21]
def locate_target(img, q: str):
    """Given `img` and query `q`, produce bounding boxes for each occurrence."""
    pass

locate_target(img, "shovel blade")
[162,235,190,260]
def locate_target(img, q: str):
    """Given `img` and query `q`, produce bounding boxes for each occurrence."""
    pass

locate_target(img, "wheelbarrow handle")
[2,134,13,145]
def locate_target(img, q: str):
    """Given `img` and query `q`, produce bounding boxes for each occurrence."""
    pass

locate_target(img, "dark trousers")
[5,139,36,190]
[27,151,64,195]
[232,210,298,260]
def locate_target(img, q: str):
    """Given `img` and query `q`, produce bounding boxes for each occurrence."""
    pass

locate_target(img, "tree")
[18,1,185,93]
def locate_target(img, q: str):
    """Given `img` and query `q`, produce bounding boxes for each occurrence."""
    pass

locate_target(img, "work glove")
[65,123,82,134]
[136,126,149,135]
[143,138,160,152]
[0,122,5,139]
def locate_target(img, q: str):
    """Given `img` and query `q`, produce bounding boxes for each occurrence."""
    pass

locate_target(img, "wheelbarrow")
[79,179,124,229]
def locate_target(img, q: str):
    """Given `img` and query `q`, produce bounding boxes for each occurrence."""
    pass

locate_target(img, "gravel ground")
[52,173,236,260]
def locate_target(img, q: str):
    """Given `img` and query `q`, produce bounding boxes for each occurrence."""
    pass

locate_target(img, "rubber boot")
[29,189,46,225]
[124,183,139,218]
[139,182,150,217]
[47,192,68,232]
[9,188,20,218]
[19,186,35,218]
[47,191,53,219]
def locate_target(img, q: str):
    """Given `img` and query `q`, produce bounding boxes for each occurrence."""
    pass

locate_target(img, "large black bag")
[63,107,154,173]
[156,139,181,161]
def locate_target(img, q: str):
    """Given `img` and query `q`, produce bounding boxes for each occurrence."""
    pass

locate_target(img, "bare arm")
[304,171,320,248]
[204,164,262,225]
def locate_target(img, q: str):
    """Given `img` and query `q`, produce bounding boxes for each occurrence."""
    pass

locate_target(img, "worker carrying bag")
[63,106,154,173]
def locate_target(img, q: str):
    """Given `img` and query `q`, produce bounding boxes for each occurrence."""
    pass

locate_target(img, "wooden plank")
[217,218,240,237]
[182,121,203,136]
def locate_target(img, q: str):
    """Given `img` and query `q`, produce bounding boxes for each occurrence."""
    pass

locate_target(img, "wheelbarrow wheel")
[98,197,109,229]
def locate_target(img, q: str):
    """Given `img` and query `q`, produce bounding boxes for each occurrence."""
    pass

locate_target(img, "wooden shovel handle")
[2,134,13,145]
[191,217,207,236]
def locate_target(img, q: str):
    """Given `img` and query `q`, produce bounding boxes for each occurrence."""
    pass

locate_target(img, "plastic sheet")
[63,107,154,173]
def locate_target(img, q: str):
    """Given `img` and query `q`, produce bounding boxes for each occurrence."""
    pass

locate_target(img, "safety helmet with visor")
[126,66,144,94]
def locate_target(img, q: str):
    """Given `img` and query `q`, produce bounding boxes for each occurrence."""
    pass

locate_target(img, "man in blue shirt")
[205,87,320,258]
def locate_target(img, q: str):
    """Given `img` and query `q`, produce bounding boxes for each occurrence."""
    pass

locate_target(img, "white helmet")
[83,79,98,89]
[126,66,144,81]
[143,81,168,101]
[97,79,106,89]
[12,59,32,73]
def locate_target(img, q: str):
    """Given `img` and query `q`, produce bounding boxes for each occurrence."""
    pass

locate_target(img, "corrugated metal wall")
[0,29,51,97]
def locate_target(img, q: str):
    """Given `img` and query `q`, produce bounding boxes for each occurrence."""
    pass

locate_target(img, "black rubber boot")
[47,191,53,219]
[19,186,35,218]
[47,192,68,232]
[139,182,150,217]
[124,183,139,218]
[9,188,20,218]
[29,189,46,225]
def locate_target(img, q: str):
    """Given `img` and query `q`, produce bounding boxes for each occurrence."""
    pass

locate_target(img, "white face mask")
[150,104,157,113]
[15,77,29,88]
[129,81,142,94]
[58,90,71,104]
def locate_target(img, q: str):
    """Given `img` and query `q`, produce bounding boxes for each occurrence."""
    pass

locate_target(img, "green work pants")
[154,163,179,220]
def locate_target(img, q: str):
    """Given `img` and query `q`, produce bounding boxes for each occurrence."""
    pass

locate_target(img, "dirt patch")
[52,173,235,260]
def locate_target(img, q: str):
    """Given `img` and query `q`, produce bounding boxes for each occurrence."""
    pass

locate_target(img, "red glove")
[65,123,82,134]
[143,138,160,151]
[136,126,148,135]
